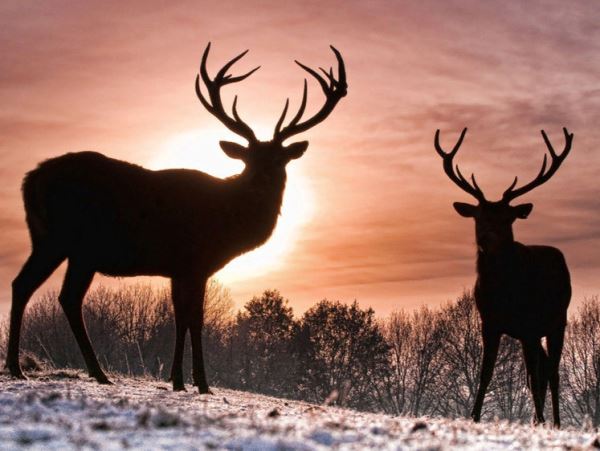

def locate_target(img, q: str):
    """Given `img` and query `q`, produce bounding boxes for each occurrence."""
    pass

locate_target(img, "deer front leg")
[471,328,500,422]
[188,279,211,394]
[171,275,211,394]
[170,278,189,391]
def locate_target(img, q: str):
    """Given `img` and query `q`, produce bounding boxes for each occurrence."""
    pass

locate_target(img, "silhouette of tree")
[298,300,389,410]
[403,306,446,415]
[9,284,600,427]
[230,290,298,396]
[378,310,413,415]
[490,337,530,422]
[18,281,234,381]
[561,296,600,426]
[435,292,483,417]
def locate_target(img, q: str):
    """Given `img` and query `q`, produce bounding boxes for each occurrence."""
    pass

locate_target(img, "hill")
[0,372,597,450]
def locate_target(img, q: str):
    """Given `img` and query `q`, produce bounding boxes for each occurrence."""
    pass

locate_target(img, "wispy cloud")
[0,0,598,315]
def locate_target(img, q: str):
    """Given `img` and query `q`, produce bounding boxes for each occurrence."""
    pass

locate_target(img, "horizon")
[1,0,599,317]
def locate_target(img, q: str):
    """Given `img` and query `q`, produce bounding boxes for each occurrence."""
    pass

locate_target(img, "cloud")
[0,0,599,315]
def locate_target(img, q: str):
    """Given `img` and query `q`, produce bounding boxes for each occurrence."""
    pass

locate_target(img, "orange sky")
[1,1,599,316]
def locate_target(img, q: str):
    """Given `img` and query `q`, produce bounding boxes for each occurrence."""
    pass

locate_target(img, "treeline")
[1,283,599,427]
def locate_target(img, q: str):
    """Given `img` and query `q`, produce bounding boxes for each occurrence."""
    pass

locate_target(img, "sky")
[1,0,599,317]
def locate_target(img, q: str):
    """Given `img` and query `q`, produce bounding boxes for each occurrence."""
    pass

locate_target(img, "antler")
[435,128,486,202]
[273,46,347,142]
[502,127,573,202]
[195,43,260,143]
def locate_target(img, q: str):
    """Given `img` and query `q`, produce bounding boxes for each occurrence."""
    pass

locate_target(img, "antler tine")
[195,43,258,143]
[288,79,308,127]
[502,128,573,202]
[273,46,348,142]
[331,45,346,86]
[215,49,249,80]
[295,60,330,93]
[435,128,467,158]
[434,128,486,202]
[274,98,290,135]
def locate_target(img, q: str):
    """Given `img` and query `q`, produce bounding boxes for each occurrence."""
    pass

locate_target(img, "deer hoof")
[93,374,113,385]
[8,368,27,380]
[198,386,213,395]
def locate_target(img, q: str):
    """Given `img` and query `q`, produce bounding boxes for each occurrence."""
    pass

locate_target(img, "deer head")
[435,128,573,253]
[195,43,347,174]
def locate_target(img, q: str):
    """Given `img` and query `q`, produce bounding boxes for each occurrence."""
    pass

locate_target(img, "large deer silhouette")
[435,128,572,427]
[6,43,347,393]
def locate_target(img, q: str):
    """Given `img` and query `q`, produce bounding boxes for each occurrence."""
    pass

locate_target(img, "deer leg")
[546,328,565,428]
[522,339,546,425]
[6,246,65,378]
[471,328,500,422]
[58,262,110,384]
[187,279,211,394]
[536,341,549,413]
[169,277,188,391]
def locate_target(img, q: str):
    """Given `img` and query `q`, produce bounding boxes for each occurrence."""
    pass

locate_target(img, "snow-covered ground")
[0,372,597,450]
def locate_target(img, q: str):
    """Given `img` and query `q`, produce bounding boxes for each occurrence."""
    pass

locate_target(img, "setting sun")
[148,128,315,283]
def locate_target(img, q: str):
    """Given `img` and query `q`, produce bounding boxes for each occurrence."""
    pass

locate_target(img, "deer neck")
[476,239,519,281]
[237,166,287,203]
[231,167,287,237]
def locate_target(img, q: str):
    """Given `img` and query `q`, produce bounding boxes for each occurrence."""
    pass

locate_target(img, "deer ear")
[219,141,247,160]
[284,141,309,160]
[453,202,478,218]
[513,203,533,219]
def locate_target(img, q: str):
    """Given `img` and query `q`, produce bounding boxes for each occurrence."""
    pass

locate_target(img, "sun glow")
[148,129,315,283]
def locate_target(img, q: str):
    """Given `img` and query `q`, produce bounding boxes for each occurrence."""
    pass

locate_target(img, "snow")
[0,372,597,450]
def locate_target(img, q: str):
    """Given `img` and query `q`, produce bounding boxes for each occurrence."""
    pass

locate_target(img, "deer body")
[25,151,286,277]
[435,128,573,427]
[475,243,570,340]
[7,43,346,394]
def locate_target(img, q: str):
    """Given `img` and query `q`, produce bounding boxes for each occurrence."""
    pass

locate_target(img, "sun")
[147,128,314,283]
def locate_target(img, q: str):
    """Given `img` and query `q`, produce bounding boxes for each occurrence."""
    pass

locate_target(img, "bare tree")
[490,336,531,422]
[298,300,389,410]
[561,296,600,426]
[378,311,413,415]
[435,292,483,418]
[18,280,233,381]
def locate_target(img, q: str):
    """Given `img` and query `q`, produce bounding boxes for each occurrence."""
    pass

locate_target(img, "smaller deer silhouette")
[435,127,573,427]
[5,44,347,393]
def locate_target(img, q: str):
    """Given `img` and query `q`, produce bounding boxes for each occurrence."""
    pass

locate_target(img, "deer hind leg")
[170,276,210,394]
[537,341,549,413]
[471,328,500,422]
[58,262,110,384]
[6,246,65,378]
[522,339,546,425]
[546,327,565,428]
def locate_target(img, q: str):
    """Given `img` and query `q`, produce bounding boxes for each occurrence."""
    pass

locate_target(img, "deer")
[434,127,573,427]
[5,43,347,394]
